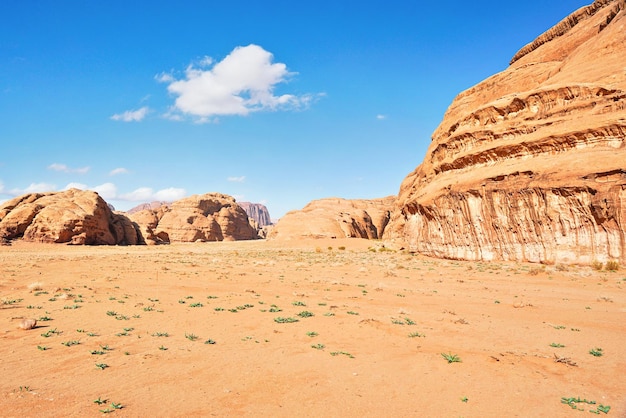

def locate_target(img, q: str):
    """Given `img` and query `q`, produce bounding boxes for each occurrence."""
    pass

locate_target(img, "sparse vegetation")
[441,353,461,363]
[588,347,603,357]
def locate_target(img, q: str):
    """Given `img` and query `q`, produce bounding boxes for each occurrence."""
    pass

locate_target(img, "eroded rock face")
[385,0,626,264]
[238,202,272,227]
[0,189,142,245]
[128,193,258,244]
[269,197,395,240]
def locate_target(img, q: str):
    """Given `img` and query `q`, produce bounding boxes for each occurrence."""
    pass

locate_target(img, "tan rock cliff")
[128,193,258,244]
[385,0,626,264]
[0,189,141,245]
[269,197,395,240]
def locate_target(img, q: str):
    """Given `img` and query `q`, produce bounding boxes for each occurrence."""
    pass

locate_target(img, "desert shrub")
[605,260,619,271]
[591,260,604,271]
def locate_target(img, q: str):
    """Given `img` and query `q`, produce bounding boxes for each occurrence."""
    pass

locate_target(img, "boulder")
[385,0,626,264]
[269,197,395,240]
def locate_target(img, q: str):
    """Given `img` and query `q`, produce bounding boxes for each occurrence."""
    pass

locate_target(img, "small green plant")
[206,295,218,299]
[346,311,359,316]
[550,343,565,348]
[311,343,325,350]
[292,301,306,307]
[441,353,461,363]
[306,331,318,337]
[461,397,468,403]
[37,345,49,351]
[152,332,169,337]
[408,332,424,338]
[158,345,168,351]
[274,317,299,323]
[61,340,80,347]
[589,347,603,357]
[93,397,107,405]
[204,339,216,345]
[63,304,80,310]
[323,312,335,317]
[561,397,610,414]
[330,351,354,358]
[91,350,106,355]
[269,305,282,313]
[297,311,314,318]
[189,302,203,308]
[115,315,129,321]
[106,311,117,316]
[87,332,98,337]
[95,363,108,370]
[553,325,566,330]
[185,333,199,341]
[143,306,154,312]
[38,316,52,321]
[2,298,23,306]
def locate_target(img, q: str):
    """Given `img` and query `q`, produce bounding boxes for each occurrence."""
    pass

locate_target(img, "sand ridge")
[1,239,625,417]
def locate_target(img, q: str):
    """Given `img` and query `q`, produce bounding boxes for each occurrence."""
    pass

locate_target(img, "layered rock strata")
[269,197,395,240]
[385,0,626,264]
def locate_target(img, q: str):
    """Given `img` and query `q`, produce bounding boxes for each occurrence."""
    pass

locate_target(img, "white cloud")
[110,106,150,122]
[161,44,318,122]
[64,182,88,190]
[109,167,129,176]
[48,163,90,174]
[93,183,118,200]
[376,114,387,120]
[10,182,56,195]
[153,187,186,201]
[227,176,246,183]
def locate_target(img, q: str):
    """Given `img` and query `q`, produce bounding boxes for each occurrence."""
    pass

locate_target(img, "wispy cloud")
[376,114,387,120]
[227,176,246,183]
[9,182,56,195]
[159,44,321,123]
[119,187,186,202]
[109,167,129,176]
[110,106,150,122]
[48,163,90,174]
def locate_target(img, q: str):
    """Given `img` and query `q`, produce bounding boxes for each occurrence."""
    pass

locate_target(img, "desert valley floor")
[1,239,625,417]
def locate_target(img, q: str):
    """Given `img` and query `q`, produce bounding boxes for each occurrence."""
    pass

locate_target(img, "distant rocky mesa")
[268,197,395,240]
[0,190,259,245]
[385,0,626,264]
[237,202,272,227]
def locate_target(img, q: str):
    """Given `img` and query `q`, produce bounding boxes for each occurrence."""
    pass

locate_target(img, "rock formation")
[385,0,626,264]
[269,197,395,240]
[128,193,258,244]
[0,189,142,245]
[238,202,272,227]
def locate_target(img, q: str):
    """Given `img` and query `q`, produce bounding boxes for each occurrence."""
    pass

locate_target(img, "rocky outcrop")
[0,189,142,245]
[128,193,258,244]
[385,0,626,264]
[269,197,395,240]
[238,202,272,227]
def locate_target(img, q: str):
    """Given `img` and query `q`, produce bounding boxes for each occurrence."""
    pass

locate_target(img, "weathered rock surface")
[0,189,142,245]
[385,0,626,264]
[128,193,258,244]
[238,202,272,227]
[269,197,395,240]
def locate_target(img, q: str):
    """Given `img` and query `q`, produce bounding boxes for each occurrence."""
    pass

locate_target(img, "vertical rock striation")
[386,0,626,264]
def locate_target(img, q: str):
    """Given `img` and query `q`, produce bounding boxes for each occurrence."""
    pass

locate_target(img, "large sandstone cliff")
[0,189,141,245]
[385,0,626,264]
[269,197,395,240]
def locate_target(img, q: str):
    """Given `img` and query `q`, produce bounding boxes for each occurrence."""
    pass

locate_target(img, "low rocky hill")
[269,197,395,240]
[0,189,141,245]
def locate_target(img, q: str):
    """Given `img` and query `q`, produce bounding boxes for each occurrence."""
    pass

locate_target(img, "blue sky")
[0,1,590,219]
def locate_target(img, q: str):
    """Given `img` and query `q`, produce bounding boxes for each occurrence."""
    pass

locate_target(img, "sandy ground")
[1,239,624,417]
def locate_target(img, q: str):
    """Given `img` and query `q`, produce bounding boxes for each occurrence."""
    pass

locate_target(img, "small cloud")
[153,187,186,201]
[160,44,320,122]
[118,186,186,202]
[48,163,90,174]
[110,106,150,122]
[227,176,246,183]
[376,114,387,120]
[109,167,129,176]
[93,183,118,200]
[64,182,88,190]
[10,182,56,195]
